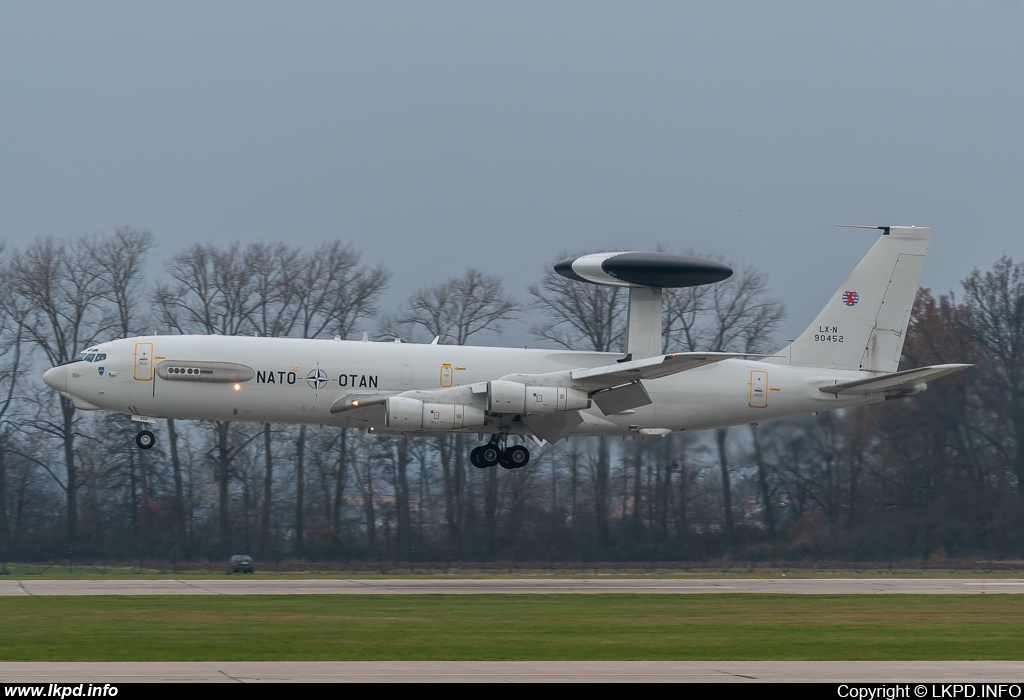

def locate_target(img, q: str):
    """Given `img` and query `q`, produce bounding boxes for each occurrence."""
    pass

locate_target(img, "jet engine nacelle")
[487,380,590,414]
[385,396,486,431]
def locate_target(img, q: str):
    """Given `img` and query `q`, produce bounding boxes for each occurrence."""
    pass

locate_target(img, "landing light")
[233,383,241,391]
[352,400,360,406]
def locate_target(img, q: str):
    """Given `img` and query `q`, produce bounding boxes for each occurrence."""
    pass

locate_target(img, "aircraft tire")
[503,445,530,469]
[479,445,501,468]
[470,447,487,469]
[136,430,155,450]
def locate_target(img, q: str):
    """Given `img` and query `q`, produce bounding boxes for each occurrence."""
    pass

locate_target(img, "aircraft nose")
[43,365,67,393]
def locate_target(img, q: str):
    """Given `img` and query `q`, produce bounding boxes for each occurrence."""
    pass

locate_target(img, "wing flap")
[591,381,653,414]
[521,411,584,444]
[819,364,972,395]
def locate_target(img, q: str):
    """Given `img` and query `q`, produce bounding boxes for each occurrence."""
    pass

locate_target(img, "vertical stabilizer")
[773,226,931,373]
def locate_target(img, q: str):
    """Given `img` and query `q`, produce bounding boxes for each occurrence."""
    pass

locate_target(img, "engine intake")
[487,380,590,414]
[385,396,486,431]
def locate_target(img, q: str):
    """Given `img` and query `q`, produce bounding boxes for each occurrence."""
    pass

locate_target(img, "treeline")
[0,228,1022,564]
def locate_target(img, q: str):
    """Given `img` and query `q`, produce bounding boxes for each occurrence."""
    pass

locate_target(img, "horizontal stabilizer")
[819,364,971,396]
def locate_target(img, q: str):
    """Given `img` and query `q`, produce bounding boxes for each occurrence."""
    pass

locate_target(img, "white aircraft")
[43,226,968,469]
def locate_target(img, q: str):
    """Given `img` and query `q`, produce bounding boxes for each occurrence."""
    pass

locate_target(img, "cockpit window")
[95,354,106,362]
[84,354,96,362]
[72,352,87,362]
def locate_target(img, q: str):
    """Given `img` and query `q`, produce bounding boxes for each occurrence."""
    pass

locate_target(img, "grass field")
[1,594,1022,661]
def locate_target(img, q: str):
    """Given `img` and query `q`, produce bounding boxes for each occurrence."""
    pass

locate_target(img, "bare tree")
[386,270,519,552]
[239,242,302,557]
[153,242,260,554]
[390,269,519,345]
[246,242,302,339]
[663,261,785,354]
[292,241,390,340]
[0,242,25,551]
[153,242,258,336]
[80,228,159,543]
[246,238,392,343]
[666,261,784,546]
[82,227,156,338]
[165,241,391,557]
[7,235,117,549]
[529,257,627,550]
[959,256,1024,507]
[287,242,389,555]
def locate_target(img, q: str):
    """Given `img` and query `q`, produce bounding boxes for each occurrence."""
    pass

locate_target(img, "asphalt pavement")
[1,577,1022,596]
[2,661,1024,682]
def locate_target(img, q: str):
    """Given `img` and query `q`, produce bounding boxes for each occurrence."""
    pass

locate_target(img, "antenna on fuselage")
[553,251,733,359]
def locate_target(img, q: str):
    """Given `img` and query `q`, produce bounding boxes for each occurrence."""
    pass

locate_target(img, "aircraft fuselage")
[46,334,876,438]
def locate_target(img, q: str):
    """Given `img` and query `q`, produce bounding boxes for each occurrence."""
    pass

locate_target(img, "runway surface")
[3,661,1024,682]
[2,577,1024,595]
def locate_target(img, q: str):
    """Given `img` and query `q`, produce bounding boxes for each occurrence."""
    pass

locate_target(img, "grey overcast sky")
[2,1,1022,346]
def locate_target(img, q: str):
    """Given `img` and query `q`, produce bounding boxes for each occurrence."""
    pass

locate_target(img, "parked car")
[228,554,254,574]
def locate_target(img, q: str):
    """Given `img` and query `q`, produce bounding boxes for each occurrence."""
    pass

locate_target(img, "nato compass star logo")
[842,290,860,306]
[306,366,328,395]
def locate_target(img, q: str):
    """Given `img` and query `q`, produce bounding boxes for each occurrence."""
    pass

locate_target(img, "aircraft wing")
[567,352,753,390]
[818,364,972,396]
[500,352,754,416]
[327,353,757,424]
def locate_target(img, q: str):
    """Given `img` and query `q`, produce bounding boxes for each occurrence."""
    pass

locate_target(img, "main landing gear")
[470,436,530,470]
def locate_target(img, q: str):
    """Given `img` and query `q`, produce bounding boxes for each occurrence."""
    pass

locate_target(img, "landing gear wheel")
[501,445,530,470]
[136,430,155,450]
[470,446,487,469]
[479,444,502,468]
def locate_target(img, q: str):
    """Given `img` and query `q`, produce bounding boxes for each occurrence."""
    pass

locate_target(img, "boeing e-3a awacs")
[43,226,968,469]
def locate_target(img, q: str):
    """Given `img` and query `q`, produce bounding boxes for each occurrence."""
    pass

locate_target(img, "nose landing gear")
[131,415,157,450]
[136,430,156,450]
[470,436,529,470]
